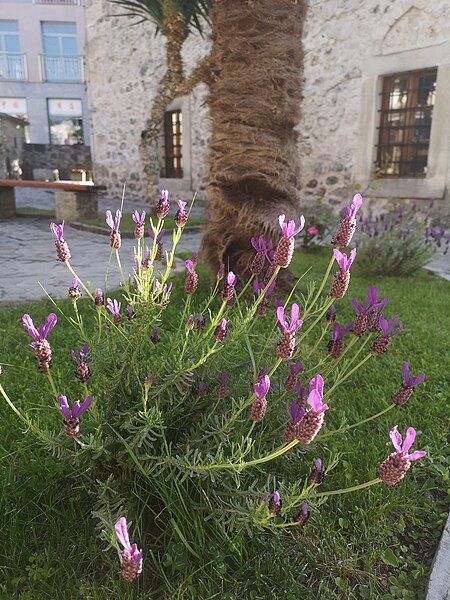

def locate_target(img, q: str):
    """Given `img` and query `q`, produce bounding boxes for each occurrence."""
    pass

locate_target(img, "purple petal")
[79,344,89,362]
[333,248,345,270]
[351,297,363,315]
[57,395,72,420]
[273,491,281,505]
[71,348,80,364]
[22,314,40,341]
[115,517,131,550]
[114,210,122,230]
[105,210,114,230]
[315,458,322,470]
[276,306,286,329]
[389,425,403,453]
[407,450,426,462]
[309,374,324,397]
[75,396,92,417]
[402,427,416,454]
[410,373,425,387]
[307,389,323,412]
[291,303,300,325]
[402,362,410,384]
[41,313,57,338]
[254,375,270,399]
[185,259,194,274]
[227,272,236,286]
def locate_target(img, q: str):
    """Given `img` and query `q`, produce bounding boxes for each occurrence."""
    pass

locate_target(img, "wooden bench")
[0,179,106,222]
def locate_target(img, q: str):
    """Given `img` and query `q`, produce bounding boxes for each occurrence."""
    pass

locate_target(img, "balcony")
[40,54,84,82]
[0,53,27,81]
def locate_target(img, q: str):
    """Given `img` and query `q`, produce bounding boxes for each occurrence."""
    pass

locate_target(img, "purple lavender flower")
[391,362,425,406]
[329,248,357,299]
[327,322,352,359]
[114,517,143,582]
[126,305,136,320]
[198,380,208,397]
[22,313,57,372]
[105,210,122,249]
[197,314,205,332]
[175,200,188,227]
[365,287,389,332]
[253,277,277,316]
[184,259,198,295]
[95,288,104,308]
[276,303,303,360]
[377,426,426,486]
[310,458,324,485]
[68,277,81,302]
[144,373,153,387]
[250,235,268,275]
[217,369,229,399]
[106,298,121,325]
[331,193,363,247]
[326,304,336,324]
[156,189,170,220]
[131,210,146,239]
[371,316,403,356]
[217,263,225,280]
[287,375,329,444]
[284,401,306,443]
[294,381,308,403]
[186,314,195,330]
[275,214,305,268]
[268,490,282,515]
[57,394,92,437]
[150,326,159,344]
[214,318,227,342]
[71,344,90,383]
[50,221,71,262]
[250,374,270,422]
[294,501,309,526]
[222,271,237,305]
[284,361,303,392]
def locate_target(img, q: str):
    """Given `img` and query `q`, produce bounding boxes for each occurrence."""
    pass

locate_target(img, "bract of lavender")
[0,191,427,586]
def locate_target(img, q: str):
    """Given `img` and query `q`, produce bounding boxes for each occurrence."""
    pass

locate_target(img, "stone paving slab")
[0,217,201,303]
[426,511,450,600]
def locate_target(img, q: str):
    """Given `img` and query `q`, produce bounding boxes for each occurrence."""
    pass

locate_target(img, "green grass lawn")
[0,247,448,599]
[16,207,203,233]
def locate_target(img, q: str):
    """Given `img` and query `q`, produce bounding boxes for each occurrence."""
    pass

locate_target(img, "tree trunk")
[201,0,306,276]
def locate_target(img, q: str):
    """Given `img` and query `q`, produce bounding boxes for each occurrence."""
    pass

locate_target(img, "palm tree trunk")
[201,0,306,276]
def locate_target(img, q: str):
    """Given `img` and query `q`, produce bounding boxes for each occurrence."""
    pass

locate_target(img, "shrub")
[357,202,448,276]
[0,193,428,595]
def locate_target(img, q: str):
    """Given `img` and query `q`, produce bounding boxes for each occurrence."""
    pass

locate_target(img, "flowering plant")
[0,192,427,593]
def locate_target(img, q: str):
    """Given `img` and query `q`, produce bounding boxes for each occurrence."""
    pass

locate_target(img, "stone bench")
[0,179,106,222]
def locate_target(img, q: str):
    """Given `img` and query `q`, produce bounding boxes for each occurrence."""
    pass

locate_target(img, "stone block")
[0,186,16,219]
[55,190,98,222]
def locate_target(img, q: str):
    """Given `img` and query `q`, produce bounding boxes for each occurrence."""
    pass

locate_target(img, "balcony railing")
[40,54,84,82]
[0,53,27,81]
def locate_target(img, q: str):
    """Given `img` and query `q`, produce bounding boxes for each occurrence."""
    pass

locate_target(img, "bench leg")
[55,190,98,222]
[0,186,16,219]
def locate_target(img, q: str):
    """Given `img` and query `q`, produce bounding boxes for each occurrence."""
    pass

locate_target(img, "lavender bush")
[0,192,428,592]
[357,201,449,276]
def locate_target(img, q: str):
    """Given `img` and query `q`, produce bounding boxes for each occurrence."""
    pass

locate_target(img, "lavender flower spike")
[156,189,170,220]
[310,458,324,485]
[284,401,306,443]
[222,271,237,305]
[214,318,227,342]
[329,248,357,299]
[391,362,425,406]
[268,490,282,515]
[184,259,198,295]
[175,200,188,227]
[68,277,81,302]
[22,313,57,372]
[250,374,270,422]
[250,235,268,275]
[50,221,71,262]
[377,426,426,486]
[294,374,329,444]
[275,214,305,268]
[95,288,104,308]
[276,303,303,360]
[216,369,229,399]
[371,315,403,356]
[106,298,122,325]
[331,193,363,247]
[327,322,352,358]
[57,394,92,437]
[131,210,146,239]
[114,517,143,582]
[294,501,310,526]
[365,286,389,332]
[71,344,90,383]
[105,209,122,249]
[284,360,303,392]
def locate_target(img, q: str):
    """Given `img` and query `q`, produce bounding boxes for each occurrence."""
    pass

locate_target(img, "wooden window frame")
[162,109,183,179]
[375,68,437,179]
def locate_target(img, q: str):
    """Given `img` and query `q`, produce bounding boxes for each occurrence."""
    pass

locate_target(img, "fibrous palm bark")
[201,0,306,275]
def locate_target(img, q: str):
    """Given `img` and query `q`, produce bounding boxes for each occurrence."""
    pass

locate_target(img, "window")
[0,21,25,80]
[162,110,183,178]
[376,68,437,178]
[48,98,83,145]
[41,22,80,81]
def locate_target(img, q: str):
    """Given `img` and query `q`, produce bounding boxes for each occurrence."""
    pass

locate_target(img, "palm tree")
[112,0,306,276]
[110,0,212,198]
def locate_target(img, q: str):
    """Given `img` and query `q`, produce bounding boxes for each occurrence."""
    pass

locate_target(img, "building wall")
[0,0,90,145]
[84,0,450,218]
[0,113,26,177]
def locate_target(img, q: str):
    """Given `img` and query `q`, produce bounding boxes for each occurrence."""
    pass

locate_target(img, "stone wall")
[84,0,450,219]
[22,143,93,180]
[0,114,26,179]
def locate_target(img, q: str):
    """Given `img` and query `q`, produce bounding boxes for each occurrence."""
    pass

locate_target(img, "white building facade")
[84,0,450,218]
